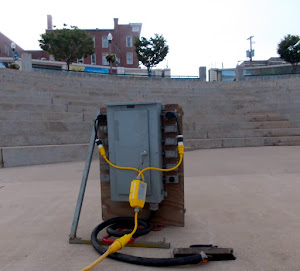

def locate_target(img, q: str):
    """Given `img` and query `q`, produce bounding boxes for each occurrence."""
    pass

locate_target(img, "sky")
[1,0,299,76]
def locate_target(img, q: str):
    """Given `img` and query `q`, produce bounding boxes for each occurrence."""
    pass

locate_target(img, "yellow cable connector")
[97,144,106,157]
[129,179,147,209]
[178,143,184,155]
[80,212,139,271]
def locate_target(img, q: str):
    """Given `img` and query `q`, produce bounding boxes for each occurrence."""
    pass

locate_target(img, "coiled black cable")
[91,217,205,267]
[106,217,152,238]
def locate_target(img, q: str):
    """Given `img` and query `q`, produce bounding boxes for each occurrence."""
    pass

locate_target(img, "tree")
[277,34,300,72]
[39,28,94,70]
[134,34,169,76]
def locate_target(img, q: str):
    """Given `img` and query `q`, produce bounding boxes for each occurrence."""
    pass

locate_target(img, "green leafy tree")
[134,34,169,76]
[277,34,300,71]
[39,28,94,70]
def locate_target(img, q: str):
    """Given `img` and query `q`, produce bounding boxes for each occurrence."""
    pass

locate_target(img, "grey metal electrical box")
[106,101,164,203]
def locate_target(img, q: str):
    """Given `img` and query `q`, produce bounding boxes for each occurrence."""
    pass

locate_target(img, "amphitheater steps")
[1,69,300,167]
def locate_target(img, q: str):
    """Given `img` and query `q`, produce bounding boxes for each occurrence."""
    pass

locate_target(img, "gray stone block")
[0,121,92,133]
[0,111,83,121]
[0,131,91,147]
[0,103,66,113]
[0,95,52,104]
[222,138,246,148]
[21,53,33,72]
[185,139,223,149]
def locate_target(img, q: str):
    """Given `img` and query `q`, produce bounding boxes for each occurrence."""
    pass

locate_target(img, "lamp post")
[107,33,113,74]
[11,42,16,62]
[247,36,254,67]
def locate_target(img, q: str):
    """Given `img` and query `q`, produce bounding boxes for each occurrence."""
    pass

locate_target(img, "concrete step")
[52,96,99,105]
[0,94,52,104]
[0,120,93,133]
[207,128,300,139]
[0,96,100,114]
[0,110,84,121]
[254,121,296,129]
[187,120,300,132]
[185,128,300,139]
[185,136,300,150]
[0,131,91,147]
[0,103,67,113]
[0,143,98,167]
[0,88,54,101]
[275,139,300,146]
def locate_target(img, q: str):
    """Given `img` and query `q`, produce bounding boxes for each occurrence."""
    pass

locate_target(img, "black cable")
[106,217,152,238]
[94,114,107,143]
[174,114,181,135]
[165,112,181,135]
[94,118,99,140]
[91,217,206,267]
[106,211,155,237]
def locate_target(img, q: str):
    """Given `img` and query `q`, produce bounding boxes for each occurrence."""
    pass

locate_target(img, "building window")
[93,36,96,48]
[91,54,96,65]
[126,52,133,65]
[132,26,139,32]
[4,44,10,56]
[102,36,108,48]
[77,57,84,64]
[126,36,132,47]
[102,53,109,65]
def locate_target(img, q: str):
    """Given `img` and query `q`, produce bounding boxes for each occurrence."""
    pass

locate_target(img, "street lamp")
[107,33,113,74]
[288,40,300,51]
[11,42,16,62]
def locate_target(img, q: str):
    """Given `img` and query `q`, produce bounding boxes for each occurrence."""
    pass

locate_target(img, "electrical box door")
[106,102,164,203]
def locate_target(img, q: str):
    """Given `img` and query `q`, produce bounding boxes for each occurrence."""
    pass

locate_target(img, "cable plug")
[108,234,132,254]
[177,135,184,155]
[95,138,102,146]
[95,141,106,157]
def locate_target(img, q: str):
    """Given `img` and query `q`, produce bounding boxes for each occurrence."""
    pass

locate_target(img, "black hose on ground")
[91,217,206,267]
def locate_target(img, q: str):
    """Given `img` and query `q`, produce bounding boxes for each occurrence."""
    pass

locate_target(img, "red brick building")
[0,17,142,69]
[0,32,24,58]
[46,16,142,68]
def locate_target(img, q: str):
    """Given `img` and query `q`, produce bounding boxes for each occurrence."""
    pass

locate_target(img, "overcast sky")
[1,0,299,76]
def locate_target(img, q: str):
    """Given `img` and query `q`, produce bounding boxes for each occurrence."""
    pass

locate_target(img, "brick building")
[46,16,142,69]
[0,17,142,69]
[0,32,24,58]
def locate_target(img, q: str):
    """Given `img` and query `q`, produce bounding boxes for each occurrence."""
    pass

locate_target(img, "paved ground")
[1,146,300,271]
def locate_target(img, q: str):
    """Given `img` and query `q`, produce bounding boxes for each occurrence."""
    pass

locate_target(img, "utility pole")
[247,36,254,67]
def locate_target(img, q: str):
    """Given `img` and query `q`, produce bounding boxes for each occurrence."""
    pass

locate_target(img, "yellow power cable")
[80,212,139,271]
[138,154,183,177]
[97,145,144,178]
[102,154,143,178]
[80,250,110,271]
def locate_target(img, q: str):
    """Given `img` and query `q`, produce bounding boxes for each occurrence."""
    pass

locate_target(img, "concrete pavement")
[1,146,300,271]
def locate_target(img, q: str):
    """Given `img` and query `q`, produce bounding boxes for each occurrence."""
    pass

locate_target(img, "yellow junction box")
[129,180,147,209]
